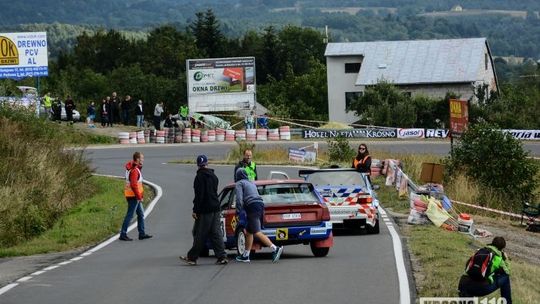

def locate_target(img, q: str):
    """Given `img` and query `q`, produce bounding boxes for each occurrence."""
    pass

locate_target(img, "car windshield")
[306,171,368,188]
[257,183,319,205]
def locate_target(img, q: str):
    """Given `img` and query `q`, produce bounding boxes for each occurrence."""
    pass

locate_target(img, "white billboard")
[186,57,255,113]
[0,32,48,78]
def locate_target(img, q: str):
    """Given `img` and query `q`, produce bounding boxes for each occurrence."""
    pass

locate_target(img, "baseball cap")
[196,155,208,167]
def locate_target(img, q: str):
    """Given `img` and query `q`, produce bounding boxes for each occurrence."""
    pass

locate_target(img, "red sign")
[449,99,468,137]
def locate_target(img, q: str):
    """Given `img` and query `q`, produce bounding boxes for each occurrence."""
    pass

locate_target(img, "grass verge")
[0,175,154,257]
[377,180,540,304]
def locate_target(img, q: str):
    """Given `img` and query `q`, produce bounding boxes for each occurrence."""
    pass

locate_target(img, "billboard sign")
[0,32,48,79]
[187,57,255,113]
[449,99,468,137]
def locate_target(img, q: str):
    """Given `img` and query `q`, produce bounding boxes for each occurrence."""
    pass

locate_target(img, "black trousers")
[187,211,226,260]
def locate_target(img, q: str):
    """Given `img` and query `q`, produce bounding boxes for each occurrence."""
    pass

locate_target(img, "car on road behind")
[212,179,334,258]
[299,168,380,234]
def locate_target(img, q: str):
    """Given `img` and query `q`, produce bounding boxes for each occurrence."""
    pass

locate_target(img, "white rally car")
[299,168,380,234]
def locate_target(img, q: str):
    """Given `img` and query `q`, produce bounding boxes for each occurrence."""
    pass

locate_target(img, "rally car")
[299,168,380,234]
[207,179,334,258]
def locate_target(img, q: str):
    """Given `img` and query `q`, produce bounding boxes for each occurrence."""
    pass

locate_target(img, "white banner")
[0,32,48,78]
[502,129,540,140]
[397,128,425,139]
[425,129,450,138]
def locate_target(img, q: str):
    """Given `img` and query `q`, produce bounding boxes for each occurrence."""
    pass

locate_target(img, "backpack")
[465,247,494,281]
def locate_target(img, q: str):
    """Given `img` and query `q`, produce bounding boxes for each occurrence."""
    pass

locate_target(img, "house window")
[345,63,361,73]
[403,91,412,97]
[345,92,363,109]
[485,53,488,70]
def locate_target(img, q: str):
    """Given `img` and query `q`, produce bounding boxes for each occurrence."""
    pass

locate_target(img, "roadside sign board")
[0,32,48,79]
[449,99,468,137]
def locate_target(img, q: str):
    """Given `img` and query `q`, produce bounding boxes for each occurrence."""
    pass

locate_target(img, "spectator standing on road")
[153,101,164,130]
[43,92,52,119]
[234,149,258,182]
[180,155,228,266]
[111,92,120,124]
[244,110,255,129]
[100,99,108,128]
[52,97,62,122]
[352,143,372,184]
[121,95,132,125]
[105,96,114,127]
[119,152,153,241]
[234,168,283,263]
[458,236,512,304]
[87,101,96,128]
[179,104,189,121]
[135,100,144,128]
[65,95,75,124]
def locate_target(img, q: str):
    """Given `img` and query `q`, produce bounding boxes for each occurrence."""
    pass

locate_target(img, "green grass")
[0,176,154,257]
[407,225,540,304]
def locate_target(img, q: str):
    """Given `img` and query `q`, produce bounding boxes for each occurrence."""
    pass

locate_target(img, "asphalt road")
[1,143,412,304]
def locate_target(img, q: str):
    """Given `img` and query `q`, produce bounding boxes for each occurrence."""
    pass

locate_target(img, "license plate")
[282,213,301,220]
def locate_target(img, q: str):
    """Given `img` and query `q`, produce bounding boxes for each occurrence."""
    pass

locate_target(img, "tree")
[445,122,539,209]
[189,9,225,58]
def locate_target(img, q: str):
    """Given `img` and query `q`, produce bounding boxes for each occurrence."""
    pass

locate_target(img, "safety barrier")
[118,127,293,145]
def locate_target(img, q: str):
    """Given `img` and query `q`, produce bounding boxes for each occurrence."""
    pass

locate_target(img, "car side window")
[220,189,232,210]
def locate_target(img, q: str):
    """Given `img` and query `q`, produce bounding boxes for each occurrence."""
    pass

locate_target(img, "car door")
[219,187,235,242]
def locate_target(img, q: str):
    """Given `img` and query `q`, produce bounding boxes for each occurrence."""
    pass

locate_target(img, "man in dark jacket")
[180,155,228,266]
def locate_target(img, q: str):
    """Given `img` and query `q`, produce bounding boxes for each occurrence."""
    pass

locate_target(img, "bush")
[0,106,94,247]
[327,136,355,164]
[444,122,539,210]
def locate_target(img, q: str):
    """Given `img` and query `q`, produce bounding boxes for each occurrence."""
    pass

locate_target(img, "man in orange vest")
[352,143,372,184]
[120,151,153,241]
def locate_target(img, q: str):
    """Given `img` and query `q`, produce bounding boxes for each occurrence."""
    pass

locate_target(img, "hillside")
[2,1,540,59]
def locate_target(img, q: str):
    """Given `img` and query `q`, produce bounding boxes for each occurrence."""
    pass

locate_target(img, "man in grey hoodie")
[235,168,283,263]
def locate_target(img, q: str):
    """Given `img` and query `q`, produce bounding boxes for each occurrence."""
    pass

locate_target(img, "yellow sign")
[276,228,288,241]
[0,36,19,65]
[231,215,238,231]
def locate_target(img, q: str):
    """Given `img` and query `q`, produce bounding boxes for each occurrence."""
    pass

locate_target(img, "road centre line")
[379,207,411,304]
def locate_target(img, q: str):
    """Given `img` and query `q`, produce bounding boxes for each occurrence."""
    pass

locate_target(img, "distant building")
[325,38,499,124]
[451,5,463,12]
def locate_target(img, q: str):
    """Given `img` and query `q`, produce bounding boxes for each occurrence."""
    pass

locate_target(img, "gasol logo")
[0,36,19,65]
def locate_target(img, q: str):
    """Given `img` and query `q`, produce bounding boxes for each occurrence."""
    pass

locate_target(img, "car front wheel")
[310,243,330,257]
[236,228,247,256]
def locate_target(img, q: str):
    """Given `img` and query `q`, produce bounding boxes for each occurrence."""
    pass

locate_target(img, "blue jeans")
[459,274,512,304]
[136,115,144,127]
[120,197,145,236]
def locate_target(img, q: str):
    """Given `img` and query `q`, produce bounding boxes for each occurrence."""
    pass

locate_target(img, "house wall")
[326,56,364,123]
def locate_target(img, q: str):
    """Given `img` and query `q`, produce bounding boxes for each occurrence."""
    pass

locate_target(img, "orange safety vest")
[353,156,371,175]
[124,167,144,197]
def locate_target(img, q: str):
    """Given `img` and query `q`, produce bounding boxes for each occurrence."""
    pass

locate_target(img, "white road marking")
[0,176,163,298]
[0,284,18,296]
[16,277,32,283]
[379,207,411,304]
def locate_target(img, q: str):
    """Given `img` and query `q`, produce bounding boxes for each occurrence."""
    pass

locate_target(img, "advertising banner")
[449,99,468,137]
[302,128,397,139]
[425,129,450,138]
[502,129,540,140]
[187,57,256,112]
[0,32,48,78]
[288,148,316,163]
[187,57,255,96]
[397,128,425,139]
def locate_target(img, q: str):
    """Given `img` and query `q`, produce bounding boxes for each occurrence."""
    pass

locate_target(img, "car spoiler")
[298,168,361,178]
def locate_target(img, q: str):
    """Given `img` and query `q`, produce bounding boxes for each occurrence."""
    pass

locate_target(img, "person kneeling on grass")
[234,168,283,263]
[458,236,512,304]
